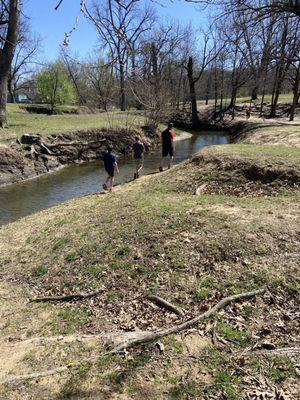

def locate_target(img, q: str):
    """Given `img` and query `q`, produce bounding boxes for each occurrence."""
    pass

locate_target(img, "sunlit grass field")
[1,92,295,142]
[1,104,147,141]
[197,92,294,107]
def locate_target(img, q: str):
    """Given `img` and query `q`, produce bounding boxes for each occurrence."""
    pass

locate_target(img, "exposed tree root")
[29,289,101,302]
[111,289,265,354]
[0,288,265,385]
[145,295,184,317]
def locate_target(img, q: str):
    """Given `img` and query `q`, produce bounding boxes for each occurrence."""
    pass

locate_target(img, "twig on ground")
[145,295,184,317]
[212,321,218,347]
[29,289,101,303]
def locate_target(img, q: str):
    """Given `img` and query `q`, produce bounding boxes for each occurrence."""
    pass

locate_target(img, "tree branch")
[0,288,265,385]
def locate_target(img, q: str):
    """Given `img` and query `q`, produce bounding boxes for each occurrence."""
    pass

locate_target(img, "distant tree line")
[0,0,299,128]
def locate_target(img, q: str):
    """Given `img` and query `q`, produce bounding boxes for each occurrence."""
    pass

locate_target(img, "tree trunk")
[187,57,199,128]
[220,65,224,113]
[176,65,184,110]
[214,64,218,115]
[251,85,259,101]
[259,66,269,117]
[8,74,15,103]
[270,64,281,118]
[149,42,161,128]
[289,64,300,122]
[0,0,20,128]
[119,61,126,111]
[270,20,289,118]
[0,71,9,128]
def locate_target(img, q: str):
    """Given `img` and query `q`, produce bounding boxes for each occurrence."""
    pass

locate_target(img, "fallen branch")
[29,289,101,303]
[1,288,265,385]
[145,295,184,317]
[5,331,149,347]
[111,289,265,354]
[242,346,300,360]
[1,367,70,384]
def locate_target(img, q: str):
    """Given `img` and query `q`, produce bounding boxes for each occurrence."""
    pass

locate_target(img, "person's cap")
[168,122,174,128]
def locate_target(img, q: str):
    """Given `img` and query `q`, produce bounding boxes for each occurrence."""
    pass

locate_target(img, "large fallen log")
[0,288,265,385]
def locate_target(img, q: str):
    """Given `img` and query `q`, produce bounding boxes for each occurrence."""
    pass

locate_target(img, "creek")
[0,131,228,226]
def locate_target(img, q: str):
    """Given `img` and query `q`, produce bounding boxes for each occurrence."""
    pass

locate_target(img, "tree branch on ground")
[145,295,184,317]
[29,289,102,302]
[0,288,265,385]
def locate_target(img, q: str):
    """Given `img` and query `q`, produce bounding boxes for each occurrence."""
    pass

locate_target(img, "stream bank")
[171,108,300,147]
[0,130,229,226]
[0,126,159,187]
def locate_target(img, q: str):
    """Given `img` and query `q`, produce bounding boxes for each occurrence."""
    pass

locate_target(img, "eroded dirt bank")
[0,126,159,186]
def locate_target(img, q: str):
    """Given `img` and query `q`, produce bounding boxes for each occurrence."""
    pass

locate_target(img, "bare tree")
[0,0,20,127]
[182,0,300,19]
[129,22,187,126]
[85,56,115,110]
[8,20,41,103]
[60,49,88,106]
[61,1,300,19]
[84,0,154,111]
[269,16,299,117]
[185,27,225,126]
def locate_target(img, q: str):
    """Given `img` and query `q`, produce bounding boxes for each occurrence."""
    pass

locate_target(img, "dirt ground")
[0,132,299,399]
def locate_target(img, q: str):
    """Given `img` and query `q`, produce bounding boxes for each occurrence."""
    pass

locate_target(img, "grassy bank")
[1,104,146,141]
[0,140,299,398]
[231,119,300,148]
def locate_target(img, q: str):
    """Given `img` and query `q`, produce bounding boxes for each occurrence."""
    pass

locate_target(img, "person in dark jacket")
[132,136,145,179]
[159,122,175,172]
[101,145,119,191]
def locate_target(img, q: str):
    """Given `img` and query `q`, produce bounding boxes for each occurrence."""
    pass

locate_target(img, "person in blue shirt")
[101,145,119,191]
[132,136,145,179]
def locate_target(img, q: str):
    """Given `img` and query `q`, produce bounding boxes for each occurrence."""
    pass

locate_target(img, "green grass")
[0,138,299,398]
[217,323,251,347]
[210,143,300,164]
[60,361,91,398]
[1,103,146,141]
[53,308,89,334]
[169,380,204,399]
[32,265,48,278]
[197,92,294,107]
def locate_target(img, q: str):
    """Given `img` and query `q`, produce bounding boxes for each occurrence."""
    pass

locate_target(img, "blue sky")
[24,0,209,61]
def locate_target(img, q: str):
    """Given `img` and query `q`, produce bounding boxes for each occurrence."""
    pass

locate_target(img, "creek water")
[0,131,228,226]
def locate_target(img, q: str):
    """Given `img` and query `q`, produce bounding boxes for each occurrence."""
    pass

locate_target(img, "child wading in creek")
[101,145,119,192]
[132,136,145,179]
[160,122,175,172]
